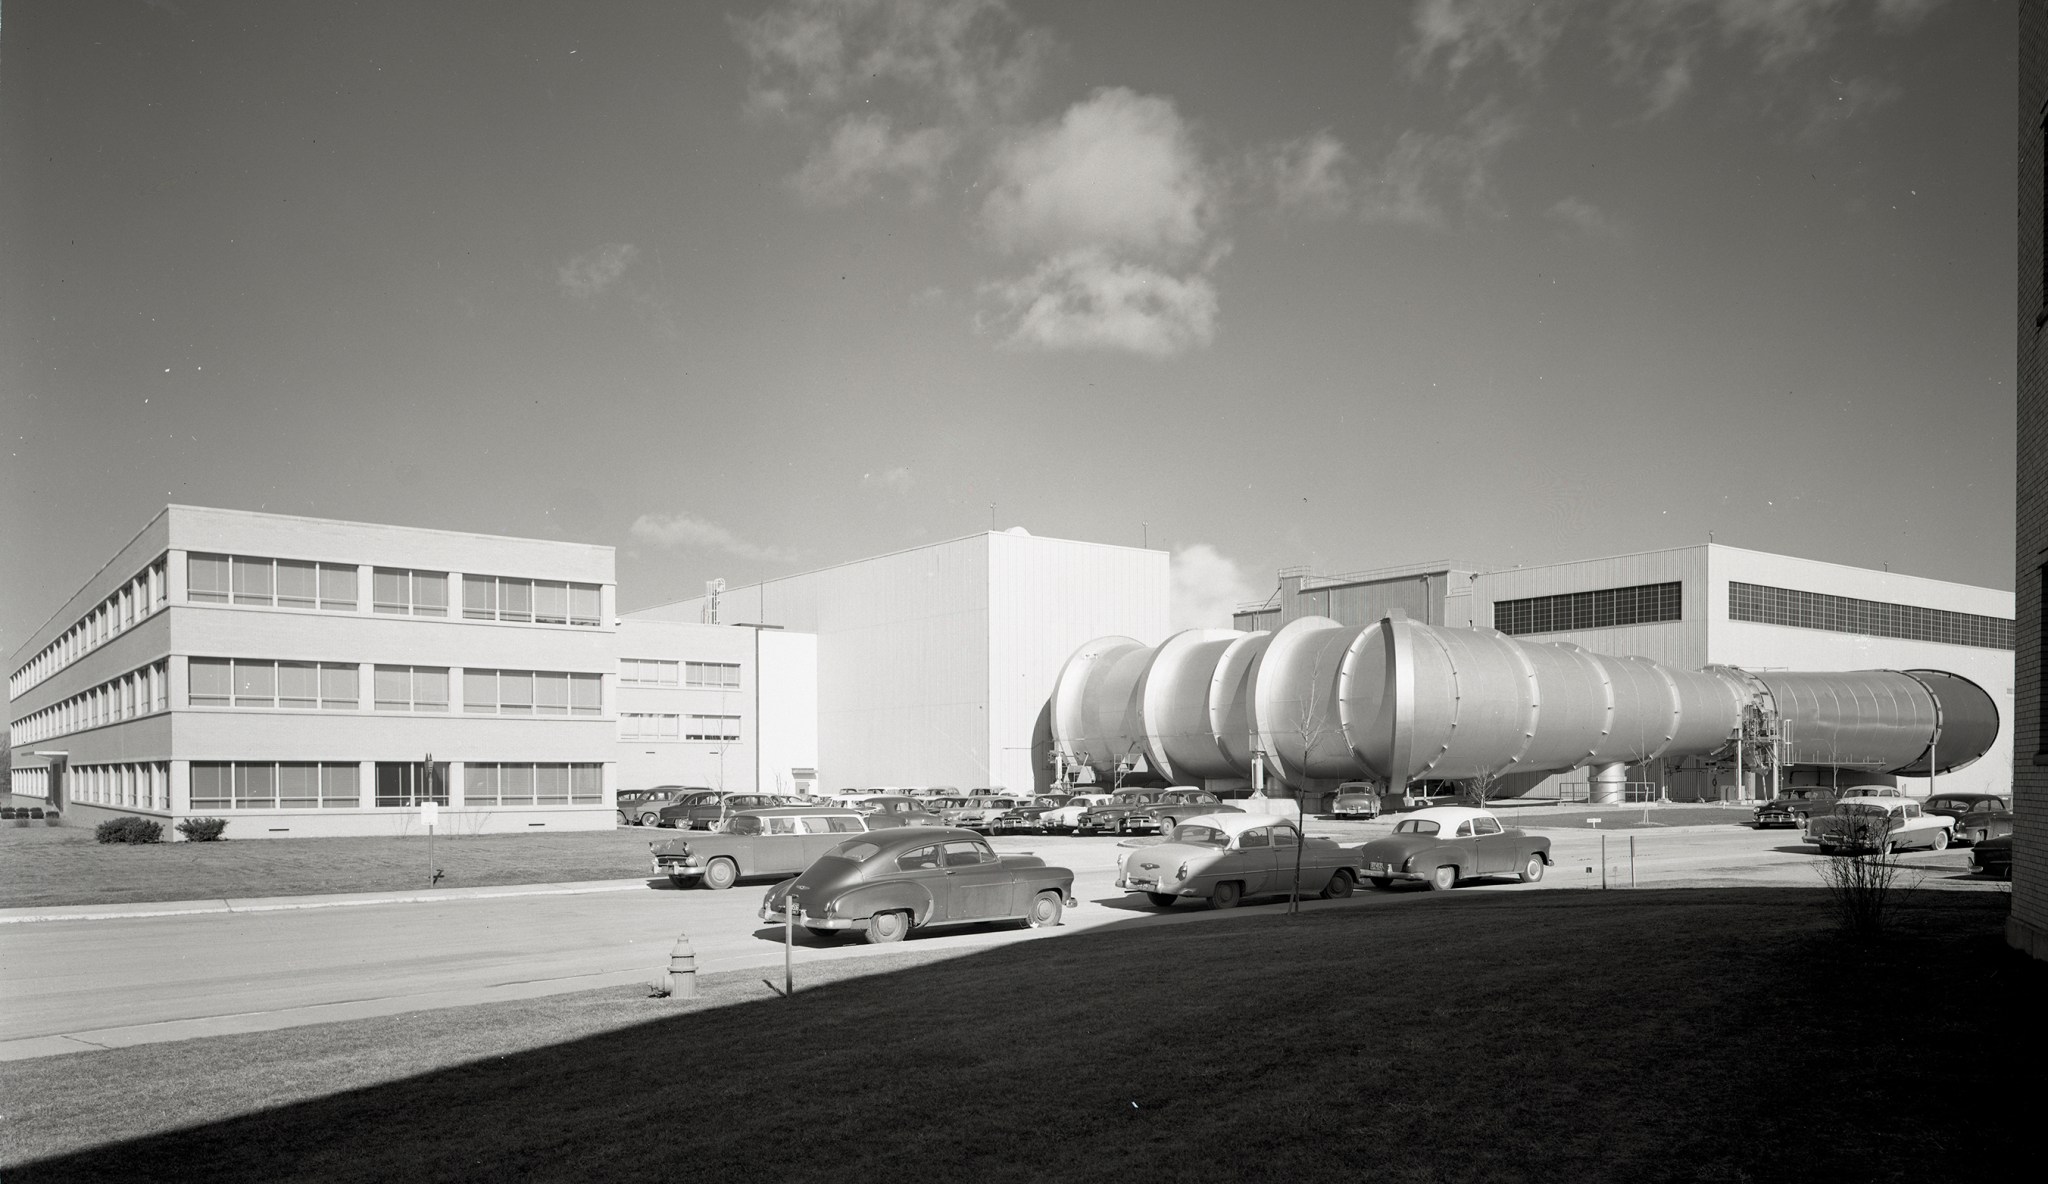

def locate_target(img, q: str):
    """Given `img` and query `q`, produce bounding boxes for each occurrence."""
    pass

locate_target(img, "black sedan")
[760,826,1074,944]
[1971,835,2013,880]
[1752,787,1840,829]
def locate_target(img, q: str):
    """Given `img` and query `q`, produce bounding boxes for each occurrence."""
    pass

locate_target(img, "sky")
[0,0,2018,661]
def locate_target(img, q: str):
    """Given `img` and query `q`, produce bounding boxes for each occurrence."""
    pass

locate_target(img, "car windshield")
[1394,819,1441,835]
[1169,824,1229,845]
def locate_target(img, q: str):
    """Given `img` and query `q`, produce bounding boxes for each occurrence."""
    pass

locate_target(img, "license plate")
[1367,862,1387,874]
[1129,879,1155,890]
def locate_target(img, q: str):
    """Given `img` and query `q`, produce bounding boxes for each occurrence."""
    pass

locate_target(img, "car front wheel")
[1817,843,1837,856]
[1144,892,1177,908]
[1210,881,1243,910]
[866,910,910,944]
[668,875,699,890]
[1369,876,1394,890]
[1428,865,1458,891]
[1930,829,1950,851]
[702,857,739,891]
[1320,868,1355,899]
[804,926,841,941]
[1519,855,1545,884]
[1026,891,1064,929]
[639,812,661,827]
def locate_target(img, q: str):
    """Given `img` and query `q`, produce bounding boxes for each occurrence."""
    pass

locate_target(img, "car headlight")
[1177,861,1190,880]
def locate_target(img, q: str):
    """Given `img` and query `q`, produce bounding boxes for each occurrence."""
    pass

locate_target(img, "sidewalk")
[0,878,651,925]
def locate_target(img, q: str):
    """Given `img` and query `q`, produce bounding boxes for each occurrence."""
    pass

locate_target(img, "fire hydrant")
[667,933,698,999]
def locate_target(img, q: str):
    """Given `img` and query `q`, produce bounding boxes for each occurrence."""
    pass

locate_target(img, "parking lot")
[1,806,2009,1062]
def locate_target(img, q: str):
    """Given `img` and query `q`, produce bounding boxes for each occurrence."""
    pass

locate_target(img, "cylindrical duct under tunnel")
[1048,615,2000,791]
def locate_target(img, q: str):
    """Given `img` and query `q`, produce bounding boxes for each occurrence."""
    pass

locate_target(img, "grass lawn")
[0,824,668,908]
[3,887,2035,1182]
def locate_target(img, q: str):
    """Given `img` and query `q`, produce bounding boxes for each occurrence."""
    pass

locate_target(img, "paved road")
[0,821,1999,1060]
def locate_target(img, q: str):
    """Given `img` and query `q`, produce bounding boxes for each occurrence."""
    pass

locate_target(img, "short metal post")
[1629,835,1636,888]
[784,894,795,998]
[667,933,698,999]
[1600,835,1608,889]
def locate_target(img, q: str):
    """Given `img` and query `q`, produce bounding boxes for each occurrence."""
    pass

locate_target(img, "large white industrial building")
[6,506,2012,835]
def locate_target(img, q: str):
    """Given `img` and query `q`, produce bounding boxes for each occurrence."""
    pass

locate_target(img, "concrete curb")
[0,879,653,925]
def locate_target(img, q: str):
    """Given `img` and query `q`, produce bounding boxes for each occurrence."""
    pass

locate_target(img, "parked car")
[1127,789,1242,834]
[1039,793,1113,834]
[1804,797,1952,855]
[1953,803,2014,847]
[1076,789,1165,834]
[1971,834,2013,880]
[616,785,708,827]
[1922,793,2009,843]
[658,791,806,831]
[946,796,1030,831]
[991,794,1074,834]
[1358,807,1552,891]
[1117,813,1362,909]
[1328,782,1383,820]
[850,796,945,827]
[650,807,876,889]
[1752,787,1843,829]
[758,827,1075,944]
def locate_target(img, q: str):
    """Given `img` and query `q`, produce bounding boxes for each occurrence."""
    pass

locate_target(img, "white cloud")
[1546,196,1625,239]
[981,88,1216,262]
[556,243,638,300]
[974,88,1225,357]
[1248,130,1353,215]
[628,512,800,564]
[736,0,1047,124]
[1407,0,1569,81]
[1356,106,1518,227]
[792,114,959,205]
[1171,543,1261,631]
[860,466,915,492]
[980,248,1219,357]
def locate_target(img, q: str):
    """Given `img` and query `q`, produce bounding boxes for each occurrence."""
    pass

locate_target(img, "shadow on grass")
[4,887,2039,1183]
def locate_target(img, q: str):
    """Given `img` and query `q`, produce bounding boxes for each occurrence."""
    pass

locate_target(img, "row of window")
[619,713,742,741]
[187,761,604,810]
[462,668,603,715]
[189,554,360,611]
[12,661,170,744]
[188,552,602,626]
[1494,582,1684,636]
[1729,582,2013,651]
[10,558,168,698]
[618,659,742,688]
[71,762,172,812]
[190,659,361,709]
[182,660,606,715]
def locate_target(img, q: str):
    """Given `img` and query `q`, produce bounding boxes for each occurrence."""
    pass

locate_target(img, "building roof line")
[623,529,1165,617]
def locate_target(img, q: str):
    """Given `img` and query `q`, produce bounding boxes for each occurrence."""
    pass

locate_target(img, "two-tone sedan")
[1116,813,1361,909]
[1805,797,1953,855]
[945,795,1029,831]
[649,807,874,889]
[760,827,1075,944]
[1076,790,1164,834]
[990,794,1075,834]
[1357,807,1551,891]
[1126,788,1241,835]
[1038,794,1112,834]
[1328,782,1382,820]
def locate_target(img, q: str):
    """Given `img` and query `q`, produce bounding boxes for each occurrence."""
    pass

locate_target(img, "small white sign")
[420,800,439,828]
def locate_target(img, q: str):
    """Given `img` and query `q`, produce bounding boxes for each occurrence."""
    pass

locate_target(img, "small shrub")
[94,816,164,844]
[176,817,229,842]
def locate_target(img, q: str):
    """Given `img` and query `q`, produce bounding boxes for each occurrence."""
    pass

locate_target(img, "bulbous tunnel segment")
[1049,616,1999,801]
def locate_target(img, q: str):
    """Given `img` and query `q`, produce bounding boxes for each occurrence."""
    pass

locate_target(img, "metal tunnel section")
[1050,616,1999,802]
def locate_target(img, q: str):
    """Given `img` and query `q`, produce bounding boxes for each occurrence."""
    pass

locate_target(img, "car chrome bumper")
[1362,862,1423,881]
[758,907,860,929]
[653,861,701,875]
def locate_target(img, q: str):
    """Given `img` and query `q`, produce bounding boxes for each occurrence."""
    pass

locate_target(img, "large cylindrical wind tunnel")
[1049,615,1999,791]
